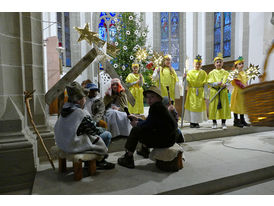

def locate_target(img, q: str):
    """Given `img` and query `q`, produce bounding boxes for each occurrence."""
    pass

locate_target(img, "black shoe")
[241,119,250,127]
[233,119,244,128]
[190,123,195,128]
[118,152,135,169]
[195,123,200,128]
[137,146,150,158]
[96,159,115,170]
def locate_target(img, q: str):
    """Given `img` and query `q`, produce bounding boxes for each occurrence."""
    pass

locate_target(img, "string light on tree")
[136,48,148,62]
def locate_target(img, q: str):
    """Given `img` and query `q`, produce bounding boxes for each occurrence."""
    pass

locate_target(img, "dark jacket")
[137,101,177,148]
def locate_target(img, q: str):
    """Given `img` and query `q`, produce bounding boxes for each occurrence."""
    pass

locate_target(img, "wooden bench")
[149,143,184,172]
[51,146,104,181]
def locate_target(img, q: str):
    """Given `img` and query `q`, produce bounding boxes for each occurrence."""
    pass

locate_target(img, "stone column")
[22,13,55,163]
[0,12,54,193]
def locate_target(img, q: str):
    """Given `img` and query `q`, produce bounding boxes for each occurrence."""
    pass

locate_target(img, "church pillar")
[0,12,55,193]
[0,12,36,193]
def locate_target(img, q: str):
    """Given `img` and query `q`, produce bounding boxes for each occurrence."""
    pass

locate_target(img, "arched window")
[160,12,180,70]
[98,12,120,70]
[98,12,120,44]
[214,12,231,58]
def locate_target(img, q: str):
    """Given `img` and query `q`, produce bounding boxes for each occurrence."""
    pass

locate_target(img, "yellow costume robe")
[207,68,231,120]
[230,70,248,114]
[185,69,207,113]
[126,73,144,114]
[155,67,179,101]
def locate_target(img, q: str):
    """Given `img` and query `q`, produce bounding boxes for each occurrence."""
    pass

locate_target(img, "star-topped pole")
[74,23,98,42]
[74,23,119,58]
[94,42,113,64]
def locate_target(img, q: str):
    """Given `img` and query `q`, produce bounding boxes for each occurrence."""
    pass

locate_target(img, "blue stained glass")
[223,25,231,41]
[224,12,231,25]
[66,58,71,67]
[223,41,231,57]
[171,40,179,70]
[106,17,110,21]
[109,24,116,43]
[214,28,221,44]
[100,12,107,17]
[172,56,179,70]
[214,44,221,57]
[109,12,116,17]
[161,40,169,53]
[161,12,169,40]
[214,12,221,28]
[98,19,107,41]
[170,12,179,38]
[64,12,71,67]
[223,12,231,57]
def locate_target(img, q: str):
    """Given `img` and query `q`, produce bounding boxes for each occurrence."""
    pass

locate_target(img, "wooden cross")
[45,49,135,107]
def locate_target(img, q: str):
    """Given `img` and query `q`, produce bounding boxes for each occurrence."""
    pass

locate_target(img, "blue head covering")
[86,83,99,91]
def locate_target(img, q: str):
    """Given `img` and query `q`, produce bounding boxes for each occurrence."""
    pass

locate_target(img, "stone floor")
[31,131,274,195]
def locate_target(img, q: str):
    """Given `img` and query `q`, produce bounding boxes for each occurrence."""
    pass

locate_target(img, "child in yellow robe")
[126,63,144,114]
[152,54,179,102]
[231,56,250,127]
[184,55,208,128]
[207,53,231,129]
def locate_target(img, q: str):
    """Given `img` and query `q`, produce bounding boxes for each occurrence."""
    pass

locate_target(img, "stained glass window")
[160,12,180,70]
[57,12,71,67]
[98,12,120,70]
[64,12,71,67]
[99,18,107,42]
[214,12,221,58]
[98,12,119,44]
[57,12,64,65]
[214,12,231,58]
[223,12,231,57]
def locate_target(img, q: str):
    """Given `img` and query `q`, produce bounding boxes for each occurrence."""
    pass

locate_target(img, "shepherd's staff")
[180,57,189,128]
[166,86,172,105]
[24,90,55,170]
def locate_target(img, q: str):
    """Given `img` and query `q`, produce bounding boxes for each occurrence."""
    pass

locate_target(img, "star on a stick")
[74,23,98,43]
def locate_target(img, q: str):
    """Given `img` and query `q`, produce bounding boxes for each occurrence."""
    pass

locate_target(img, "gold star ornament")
[74,23,119,57]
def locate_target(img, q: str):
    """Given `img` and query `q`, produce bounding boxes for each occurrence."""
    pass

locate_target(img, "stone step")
[31,131,274,195]
[108,126,274,153]
[158,166,274,195]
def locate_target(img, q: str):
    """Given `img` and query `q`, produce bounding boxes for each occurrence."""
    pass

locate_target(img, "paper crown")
[194,54,202,62]
[234,56,244,65]
[164,54,172,59]
[132,63,139,68]
[214,52,223,62]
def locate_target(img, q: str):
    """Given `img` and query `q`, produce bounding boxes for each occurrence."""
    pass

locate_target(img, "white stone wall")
[145,12,153,48]
[248,12,274,83]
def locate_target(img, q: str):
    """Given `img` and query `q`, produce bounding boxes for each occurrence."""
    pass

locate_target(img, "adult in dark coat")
[117,86,178,169]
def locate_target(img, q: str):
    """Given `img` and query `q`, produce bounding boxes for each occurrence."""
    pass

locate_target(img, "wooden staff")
[24,90,55,170]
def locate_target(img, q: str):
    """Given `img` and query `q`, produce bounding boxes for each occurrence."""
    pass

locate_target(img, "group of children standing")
[127,53,250,130]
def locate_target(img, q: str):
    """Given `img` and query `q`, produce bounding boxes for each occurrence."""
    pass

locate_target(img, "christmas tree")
[111,12,154,90]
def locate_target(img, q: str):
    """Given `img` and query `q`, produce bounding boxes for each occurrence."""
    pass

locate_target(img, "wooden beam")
[105,61,135,106]
[45,48,98,105]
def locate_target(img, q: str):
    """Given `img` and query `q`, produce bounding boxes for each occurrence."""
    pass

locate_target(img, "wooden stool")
[150,143,184,172]
[155,152,183,172]
[51,146,103,181]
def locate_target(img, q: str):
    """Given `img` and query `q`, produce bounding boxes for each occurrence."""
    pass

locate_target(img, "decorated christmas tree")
[111,12,154,90]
